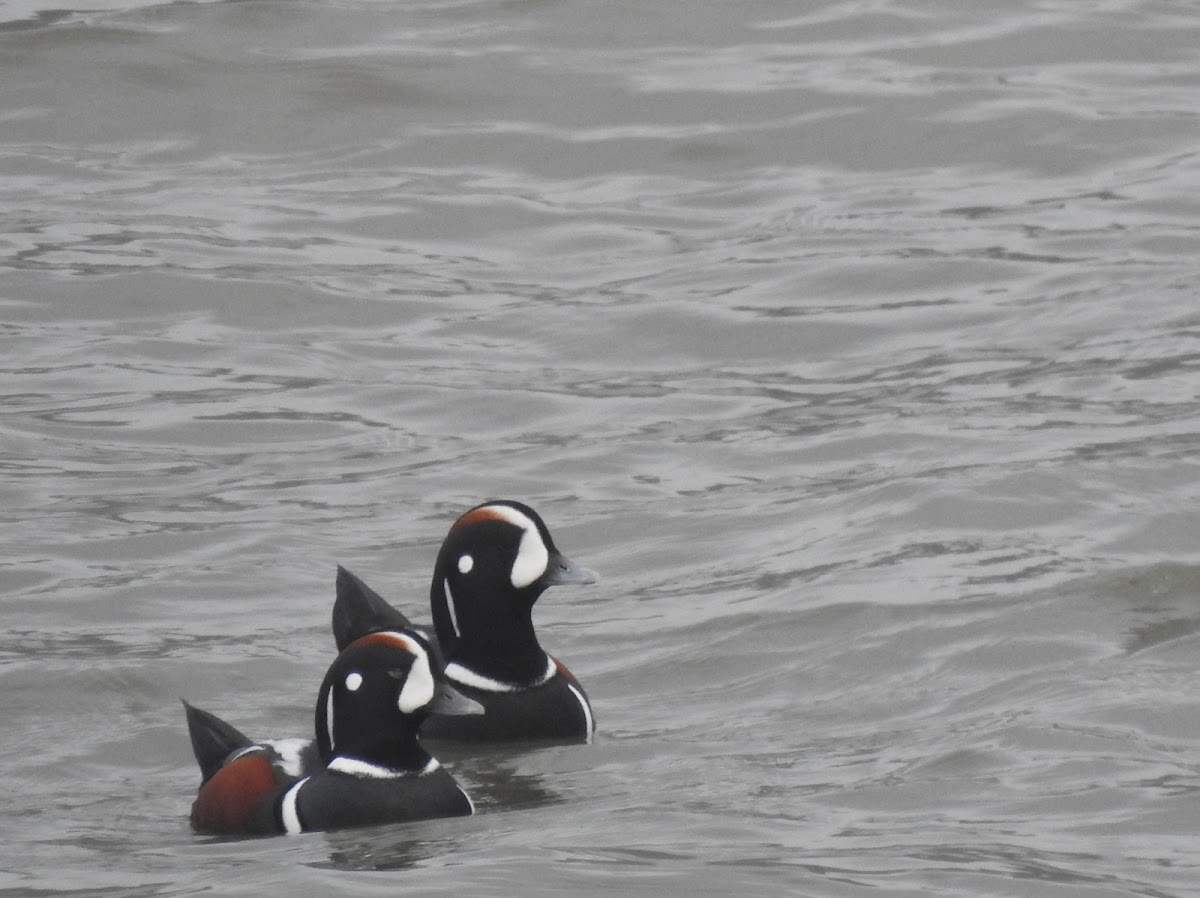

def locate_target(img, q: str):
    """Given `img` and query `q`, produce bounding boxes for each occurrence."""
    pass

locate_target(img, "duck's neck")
[452,622,550,686]
[331,735,433,775]
[431,579,550,685]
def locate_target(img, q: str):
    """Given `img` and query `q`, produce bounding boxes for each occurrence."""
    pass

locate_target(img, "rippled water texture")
[2,0,1200,894]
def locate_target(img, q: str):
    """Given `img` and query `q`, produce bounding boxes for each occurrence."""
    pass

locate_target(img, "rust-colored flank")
[191,753,277,834]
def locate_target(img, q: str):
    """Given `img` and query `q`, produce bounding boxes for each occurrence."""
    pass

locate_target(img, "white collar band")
[444,656,556,693]
[327,756,440,778]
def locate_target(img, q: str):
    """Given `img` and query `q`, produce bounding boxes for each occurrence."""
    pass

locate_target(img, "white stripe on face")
[481,504,549,589]
[394,633,435,714]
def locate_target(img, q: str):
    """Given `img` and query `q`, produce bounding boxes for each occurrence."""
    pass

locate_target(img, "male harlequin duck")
[332,500,597,743]
[185,629,479,835]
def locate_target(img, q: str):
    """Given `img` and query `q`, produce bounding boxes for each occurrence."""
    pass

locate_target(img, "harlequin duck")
[332,500,597,743]
[185,629,479,835]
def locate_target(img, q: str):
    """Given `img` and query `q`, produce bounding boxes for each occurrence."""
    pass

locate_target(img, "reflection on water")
[435,744,566,814]
[318,829,452,873]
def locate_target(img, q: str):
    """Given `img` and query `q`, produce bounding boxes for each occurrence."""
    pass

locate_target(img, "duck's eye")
[345,672,363,692]
[458,554,474,574]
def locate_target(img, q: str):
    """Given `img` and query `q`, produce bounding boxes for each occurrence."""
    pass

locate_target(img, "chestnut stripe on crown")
[450,506,515,530]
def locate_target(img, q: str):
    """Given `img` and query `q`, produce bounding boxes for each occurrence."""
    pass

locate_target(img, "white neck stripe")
[444,656,555,693]
[325,687,335,751]
[443,578,460,638]
[444,662,516,692]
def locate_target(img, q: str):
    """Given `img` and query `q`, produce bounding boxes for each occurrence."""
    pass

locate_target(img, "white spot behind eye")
[458,554,474,574]
[345,672,363,692]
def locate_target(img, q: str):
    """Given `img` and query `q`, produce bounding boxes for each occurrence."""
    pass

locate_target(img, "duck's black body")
[283,760,471,832]
[185,629,477,836]
[420,658,593,741]
[332,500,597,743]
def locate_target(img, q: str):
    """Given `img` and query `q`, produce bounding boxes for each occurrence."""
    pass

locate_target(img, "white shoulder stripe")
[459,785,476,815]
[280,778,309,835]
[565,682,594,743]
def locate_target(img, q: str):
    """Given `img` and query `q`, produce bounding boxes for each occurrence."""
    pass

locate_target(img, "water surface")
[2,0,1200,894]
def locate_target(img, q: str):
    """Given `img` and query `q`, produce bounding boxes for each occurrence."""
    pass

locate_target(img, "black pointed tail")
[332,564,414,651]
[182,699,254,784]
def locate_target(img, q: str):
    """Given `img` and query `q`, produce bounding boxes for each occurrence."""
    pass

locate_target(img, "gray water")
[3,0,1200,894]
